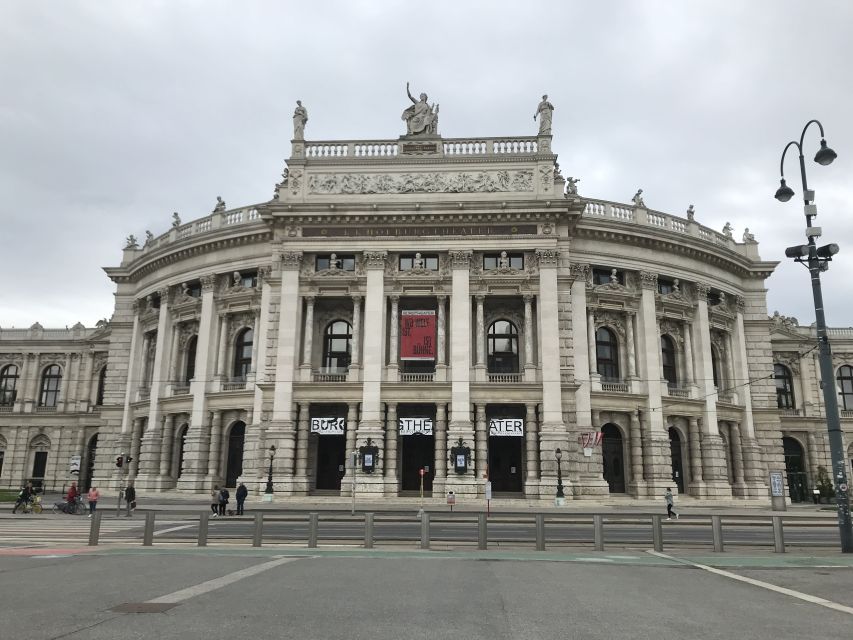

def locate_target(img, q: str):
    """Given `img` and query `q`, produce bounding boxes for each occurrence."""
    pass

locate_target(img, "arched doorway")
[668,427,685,493]
[29,434,51,489]
[83,433,98,491]
[601,424,625,493]
[175,424,188,479]
[225,421,246,487]
[783,436,808,503]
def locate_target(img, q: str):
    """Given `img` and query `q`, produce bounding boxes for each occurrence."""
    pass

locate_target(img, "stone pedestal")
[698,435,734,499]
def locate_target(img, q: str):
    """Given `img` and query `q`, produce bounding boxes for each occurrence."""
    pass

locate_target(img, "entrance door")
[83,434,98,491]
[601,424,625,493]
[32,451,48,488]
[783,436,808,503]
[488,437,523,493]
[315,434,346,491]
[225,422,245,487]
[669,427,685,493]
[401,434,434,492]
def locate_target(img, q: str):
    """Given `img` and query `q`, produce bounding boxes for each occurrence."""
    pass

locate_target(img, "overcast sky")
[2,1,852,329]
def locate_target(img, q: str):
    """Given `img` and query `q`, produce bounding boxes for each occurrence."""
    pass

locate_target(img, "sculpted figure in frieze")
[402,83,439,136]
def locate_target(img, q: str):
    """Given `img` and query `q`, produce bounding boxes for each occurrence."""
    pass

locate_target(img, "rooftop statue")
[631,189,645,207]
[565,176,580,195]
[534,94,554,135]
[742,228,756,242]
[402,82,439,136]
[213,196,226,213]
[125,235,138,249]
[686,204,695,221]
[293,100,308,140]
[723,222,733,238]
[172,212,181,228]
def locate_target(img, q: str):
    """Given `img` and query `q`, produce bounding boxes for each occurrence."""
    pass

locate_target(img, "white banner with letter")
[399,417,433,436]
[489,418,524,437]
[310,417,346,435]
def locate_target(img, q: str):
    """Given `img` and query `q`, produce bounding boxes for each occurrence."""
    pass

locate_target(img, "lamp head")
[554,447,562,461]
[269,444,277,458]
[814,139,837,166]
[774,178,795,202]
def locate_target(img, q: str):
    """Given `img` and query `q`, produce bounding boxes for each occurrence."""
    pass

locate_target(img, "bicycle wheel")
[52,504,61,515]
[33,503,43,514]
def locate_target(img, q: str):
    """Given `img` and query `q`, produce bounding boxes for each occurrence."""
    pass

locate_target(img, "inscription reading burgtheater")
[302,224,538,238]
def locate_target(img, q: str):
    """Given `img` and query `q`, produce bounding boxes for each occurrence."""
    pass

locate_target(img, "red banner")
[400,310,436,360]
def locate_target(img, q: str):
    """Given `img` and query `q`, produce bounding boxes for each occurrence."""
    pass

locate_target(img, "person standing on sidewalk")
[235,483,248,516]
[87,486,100,517]
[664,488,679,520]
[218,487,229,516]
[210,486,220,517]
[124,482,136,517]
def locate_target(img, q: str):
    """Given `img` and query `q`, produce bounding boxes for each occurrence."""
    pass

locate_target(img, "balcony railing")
[138,387,151,400]
[222,379,247,391]
[399,372,435,383]
[840,410,853,419]
[667,385,690,398]
[313,368,348,382]
[779,408,801,417]
[172,384,191,396]
[717,390,735,403]
[0,405,14,413]
[35,406,57,413]
[601,380,629,393]
[487,373,522,383]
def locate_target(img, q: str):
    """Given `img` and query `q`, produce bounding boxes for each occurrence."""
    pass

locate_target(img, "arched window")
[596,327,619,381]
[95,367,107,406]
[323,321,352,372]
[837,365,853,410]
[0,364,18,406]
[711,346,721,388]
[39,364,62,407]
[774,364,796,409]
[487,320,519,373]
[232,328,253,380]
[184,336,198,384]
[661,335,677,385]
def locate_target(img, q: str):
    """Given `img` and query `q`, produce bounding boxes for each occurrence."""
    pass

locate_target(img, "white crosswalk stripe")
[0,516,184,545]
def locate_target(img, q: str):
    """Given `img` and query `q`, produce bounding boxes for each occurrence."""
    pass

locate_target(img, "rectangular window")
[316,255,355,271]
[399,254,438,271]
[658,279,674,295]
[186,282,201,298]
[483,253,523,270]
[593,268,620,285]
[707,291,721,306]
[240,272,258,288]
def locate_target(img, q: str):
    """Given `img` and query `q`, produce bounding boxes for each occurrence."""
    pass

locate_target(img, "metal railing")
[487,373,522,383]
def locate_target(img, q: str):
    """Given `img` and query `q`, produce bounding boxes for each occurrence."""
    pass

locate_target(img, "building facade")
[2,97,852,501]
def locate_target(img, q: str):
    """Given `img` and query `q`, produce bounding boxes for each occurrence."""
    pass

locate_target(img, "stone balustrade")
[301,136,541,161]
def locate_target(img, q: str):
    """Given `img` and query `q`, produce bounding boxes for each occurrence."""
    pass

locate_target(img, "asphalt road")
[0,550,851,640]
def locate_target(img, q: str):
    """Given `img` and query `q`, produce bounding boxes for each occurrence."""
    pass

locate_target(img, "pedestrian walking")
[12,482,34,514]
[235,483,248,516]
[664,487,679,520]
[210,485,220,517]
[218,487,229,516]
[124,482,136,517]
[87,486,100,517]
[66,482,79,514]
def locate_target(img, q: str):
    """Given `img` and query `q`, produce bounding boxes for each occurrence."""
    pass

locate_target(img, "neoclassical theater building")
[2,94,852,502]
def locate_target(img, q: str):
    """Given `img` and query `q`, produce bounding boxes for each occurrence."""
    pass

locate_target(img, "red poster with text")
[400,310,436,360]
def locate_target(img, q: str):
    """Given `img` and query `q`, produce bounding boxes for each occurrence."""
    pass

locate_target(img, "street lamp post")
[775,119,852,553]
[555,448,565,506]
[264,445,277,496]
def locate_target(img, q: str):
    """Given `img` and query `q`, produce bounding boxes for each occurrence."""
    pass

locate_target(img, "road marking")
[146,556,303,604]
[647,551,853,616]
[153,524,195,536]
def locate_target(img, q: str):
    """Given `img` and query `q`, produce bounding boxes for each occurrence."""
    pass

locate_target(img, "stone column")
[475,404,488,482]
[687,417,703,489]
[350,295,361,368]
[159,415,175,479]
[301,296,314,367]
[807,431,820,483]
[627,411,645,495]
[167,325,180,385]
[65,353,78,411]
[388,294,400,374]
[384,403,398,489]
[139,287,172,488]
[436,295,446,368]
[693,282,729,497]
[447,250,475,494]
[249,311,261,375]
[294,403,311,488]
[179,274,217,489]
[434,403,447,481]
[139,333,152,390]
[799,350,814,416]
[525,403,538,481]
[342,403,358,493]
[360,251,387,432]
[683,321,695,386]
[16,353,33,412]
[568,263,594,497]
[80,350,95,410]
[217,314,230,380]
[248,266,274,482]
[206,410,223,484]
[475,294,485,368]
[523,294,535,369]
[626,311,637,379]
[730,422,746,495]
[586,309,596,375]
[129,417,143,478]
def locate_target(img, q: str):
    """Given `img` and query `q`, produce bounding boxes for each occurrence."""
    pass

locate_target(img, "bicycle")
[16,495,43,514]
[52,495,85,515]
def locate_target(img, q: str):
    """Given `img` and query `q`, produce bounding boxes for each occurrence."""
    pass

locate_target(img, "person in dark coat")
[124,482,136,517]
[235,483,248,516]
[218,487,229,516]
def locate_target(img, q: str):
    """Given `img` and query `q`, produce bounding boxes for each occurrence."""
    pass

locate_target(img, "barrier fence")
[78,511,839,554]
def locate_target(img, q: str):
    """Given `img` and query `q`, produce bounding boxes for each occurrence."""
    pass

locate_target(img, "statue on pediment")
[412,253,425,270]
[534,94,554,135]
[213,196,226,213]
[125,235,139,249]
[144,230,154,247]
[293,100,308,140]
[402,83,439,136]
[632,189,645,207]
[172,212,181,228]
[565,176,580,195]
[686,205,695,221]
[742,228,755,242]
[722,222,733,238]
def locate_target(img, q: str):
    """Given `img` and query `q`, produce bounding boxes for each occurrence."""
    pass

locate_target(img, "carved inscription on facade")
[302,224,537,238]
[307,170,534,195]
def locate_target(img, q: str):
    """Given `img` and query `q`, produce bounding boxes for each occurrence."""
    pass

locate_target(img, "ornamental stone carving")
[639,271,658,290]
[593,310,626,338]
[773,352,801,375]
[363,251,387,269]
[569,263,591,284]
[227,312,256,341]
[659,319,683,344]
[735,295,746,313]
[535,248,560,268]
[306,170,534,195]
[257,265,272,286]
[449,250,472,269]
[695,282,711,298]
[770,310,799,329]
[200,274,217,292]
[280,252,303,271]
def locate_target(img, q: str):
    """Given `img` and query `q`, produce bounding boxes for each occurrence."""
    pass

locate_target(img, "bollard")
[420,512,430,550]
[308,513,318,548]
[772,516,785,553]
[365,513,374,549]
[652,515,663,552]
[88,511,102,546]
[535,514,545,551]
[593,515,604,552]
[198,512,209,547]
[252,513,264,547]
[711,515,724,552]
[478,513,488,550]
[142,511,155,546]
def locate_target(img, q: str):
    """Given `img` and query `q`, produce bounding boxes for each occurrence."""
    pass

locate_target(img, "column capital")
[304,295,315,305]
[735,295,746,313]
[639,271,658,290]
[570,262,590,282]
[363,250,387,269]
[436,293,447,301]
[157,286,171,303]
[280,251,303,271]
[535,248,560,267]
[523,293,534,303]
[448,250,472,268]
[200,274,217,292]
[351,293,362,303]
[474,293,485,303]
[390,293,400,303]
[695,281,711,297]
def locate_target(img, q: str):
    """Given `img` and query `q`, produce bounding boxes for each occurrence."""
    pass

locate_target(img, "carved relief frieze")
[363,251,387,270]
[448,250,472,269]
[226,312,256,341]
[281,251,303,271]
[710,329,729,357]
[569,262,591,286]
[306,170,534,195]
[91,352,109,373]
[535,248,560,268]
[177,322,200,349]
[0,353,23,367]
[773,351,801,374]
[659,319,684,344]
[593,310,627,338]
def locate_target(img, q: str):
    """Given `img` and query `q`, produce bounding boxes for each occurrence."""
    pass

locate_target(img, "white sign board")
[399,417,433,436]
[485,481,493,500]
[310,417,346,435]
[489,418,524,437]
[69,454,81,474]
[769,471,785,497]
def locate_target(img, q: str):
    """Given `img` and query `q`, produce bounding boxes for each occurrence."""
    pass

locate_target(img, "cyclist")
[12,482,35,514]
